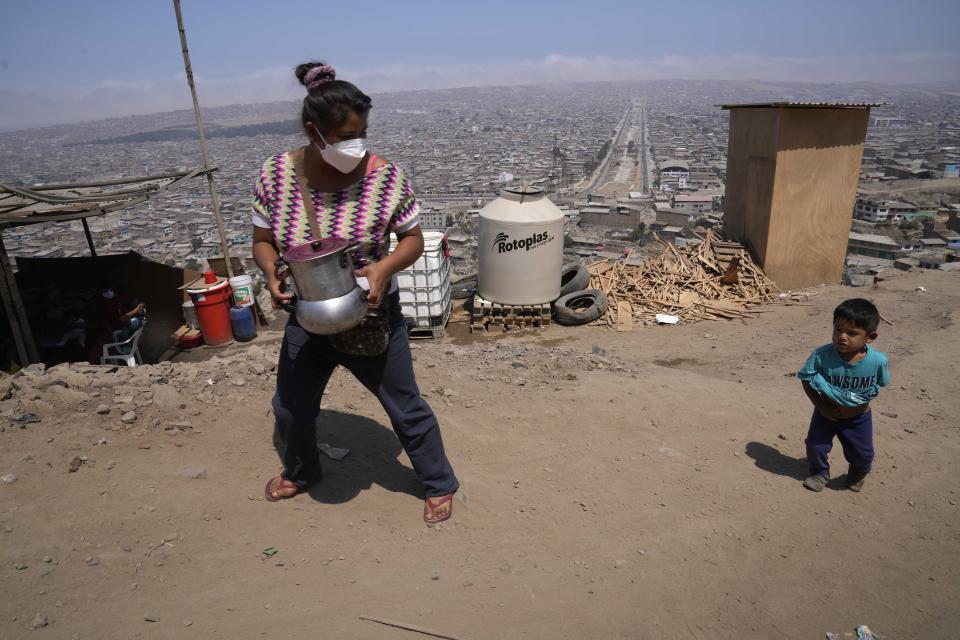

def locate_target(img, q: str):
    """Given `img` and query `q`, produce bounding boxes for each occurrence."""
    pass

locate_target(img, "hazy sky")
[1,0,958,131]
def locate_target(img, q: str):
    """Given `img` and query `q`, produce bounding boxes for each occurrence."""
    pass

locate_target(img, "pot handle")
[279,293,298,314]
[273,256,290,281]
[340,243,362,269]
[272,257,296,312]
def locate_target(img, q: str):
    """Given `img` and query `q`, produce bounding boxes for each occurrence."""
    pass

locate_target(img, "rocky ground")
[1,268,958,639]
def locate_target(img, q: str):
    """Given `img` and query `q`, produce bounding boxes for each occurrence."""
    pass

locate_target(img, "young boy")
[797,299,890,492]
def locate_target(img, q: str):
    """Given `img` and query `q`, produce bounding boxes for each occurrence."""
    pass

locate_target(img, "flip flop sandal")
[264,476,306,502]
[424,494,454,525]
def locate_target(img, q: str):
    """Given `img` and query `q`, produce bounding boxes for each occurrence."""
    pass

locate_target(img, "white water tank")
[478,186,564,304]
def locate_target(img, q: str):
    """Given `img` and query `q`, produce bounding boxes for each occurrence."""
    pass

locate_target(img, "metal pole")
[81,217,98,257]
[0,230,39,365]
[172,0,233,278]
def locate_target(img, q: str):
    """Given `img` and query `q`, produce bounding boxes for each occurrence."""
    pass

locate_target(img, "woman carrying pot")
[251,61,458,524]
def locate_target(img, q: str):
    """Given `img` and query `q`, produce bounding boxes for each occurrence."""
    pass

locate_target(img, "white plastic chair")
[101,326,144,366]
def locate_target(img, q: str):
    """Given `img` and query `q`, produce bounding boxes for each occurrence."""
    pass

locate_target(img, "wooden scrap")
[585,229,785,326]
[616,300,633,332]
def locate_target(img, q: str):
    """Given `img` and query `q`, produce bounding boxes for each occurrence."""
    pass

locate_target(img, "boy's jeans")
[805,409,874,478]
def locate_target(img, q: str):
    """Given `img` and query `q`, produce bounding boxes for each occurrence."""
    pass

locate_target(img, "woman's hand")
[253,228,294,309]
[266,278,294,309]
[356,262,389,307]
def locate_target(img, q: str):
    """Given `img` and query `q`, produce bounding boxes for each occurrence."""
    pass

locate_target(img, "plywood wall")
[723,108,780,262]
[723,107,869,291]
[765,109,868,290]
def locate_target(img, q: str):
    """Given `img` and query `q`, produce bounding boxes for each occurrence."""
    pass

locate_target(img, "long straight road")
[578,97,649,197]
[638,98,650,193]
[579,97,650,194]
[576,105,631,195]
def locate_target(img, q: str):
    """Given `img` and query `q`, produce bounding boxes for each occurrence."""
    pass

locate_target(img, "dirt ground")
[1,268,958,639]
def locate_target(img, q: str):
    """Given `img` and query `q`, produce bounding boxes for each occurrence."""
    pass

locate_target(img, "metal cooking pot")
[280,238,368,334]
[291,288,368,335]
[284,238,361,300]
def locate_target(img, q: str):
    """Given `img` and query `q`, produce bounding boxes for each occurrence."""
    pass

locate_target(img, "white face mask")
[315,134,367,173]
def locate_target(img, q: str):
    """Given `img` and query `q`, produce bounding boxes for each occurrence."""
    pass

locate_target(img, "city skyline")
[2,0,959,131]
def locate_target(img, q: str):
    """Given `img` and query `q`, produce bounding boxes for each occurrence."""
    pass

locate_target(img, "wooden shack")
[720,102,878,290]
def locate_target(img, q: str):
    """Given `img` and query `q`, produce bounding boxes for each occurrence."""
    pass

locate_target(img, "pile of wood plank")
[586,229,806,329]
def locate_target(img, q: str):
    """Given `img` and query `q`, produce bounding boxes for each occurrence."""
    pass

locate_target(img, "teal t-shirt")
[797,344,890,408]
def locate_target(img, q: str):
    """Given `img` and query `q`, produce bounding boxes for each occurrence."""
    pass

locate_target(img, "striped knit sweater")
[251,152,420,267]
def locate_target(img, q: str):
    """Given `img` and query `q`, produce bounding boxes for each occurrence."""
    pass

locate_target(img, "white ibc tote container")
[389,231,451,328]
[478,186,564,304]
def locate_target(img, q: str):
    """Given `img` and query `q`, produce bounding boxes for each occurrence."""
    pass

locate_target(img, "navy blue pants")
[805,409,874,478]
[272,291,458,498]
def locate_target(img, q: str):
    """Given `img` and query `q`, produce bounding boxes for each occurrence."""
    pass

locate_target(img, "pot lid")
[285,237,352,262]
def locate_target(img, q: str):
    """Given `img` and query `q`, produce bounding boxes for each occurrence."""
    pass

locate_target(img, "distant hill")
[80,119,301,145]
[3,79,955,145]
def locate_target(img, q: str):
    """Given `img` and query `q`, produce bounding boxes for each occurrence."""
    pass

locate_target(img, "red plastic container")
[177,329,203,349]
[187,281,233,346]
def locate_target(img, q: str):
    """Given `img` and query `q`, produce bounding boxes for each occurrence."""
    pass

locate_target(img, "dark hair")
[295,61,372,135]
[833,298,880,333]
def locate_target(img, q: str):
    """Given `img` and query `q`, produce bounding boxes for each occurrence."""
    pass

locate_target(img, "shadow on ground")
[273,409,421,504]
[745,441,808,481]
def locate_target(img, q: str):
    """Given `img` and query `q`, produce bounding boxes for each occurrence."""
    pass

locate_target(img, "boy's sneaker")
[845,468,868,492]
[803,474,829,492]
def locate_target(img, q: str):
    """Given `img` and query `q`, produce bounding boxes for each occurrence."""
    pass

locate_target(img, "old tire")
[553,288,608,326]
[559,264,591,297]
[451,279,478,299]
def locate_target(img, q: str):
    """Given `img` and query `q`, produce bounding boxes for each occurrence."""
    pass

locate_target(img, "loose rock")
[12,413,42,426]
[151,385,184,411]
[32,613,48,629]
[46,385,91,405]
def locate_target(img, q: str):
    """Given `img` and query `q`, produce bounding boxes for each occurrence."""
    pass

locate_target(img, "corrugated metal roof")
[719,101,886,109]
[848,231,899,245]
[0,168,211,228]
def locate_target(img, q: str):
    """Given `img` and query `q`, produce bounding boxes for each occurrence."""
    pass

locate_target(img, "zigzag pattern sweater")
[251,151,420,267]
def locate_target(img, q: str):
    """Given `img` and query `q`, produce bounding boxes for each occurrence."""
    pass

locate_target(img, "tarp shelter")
[0,168,211,366]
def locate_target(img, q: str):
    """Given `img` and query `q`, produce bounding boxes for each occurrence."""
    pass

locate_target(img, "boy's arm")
[802,381,840,421]
[878,354,891,387]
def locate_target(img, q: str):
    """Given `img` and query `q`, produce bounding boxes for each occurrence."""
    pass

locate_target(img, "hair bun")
[296,61,336,93]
